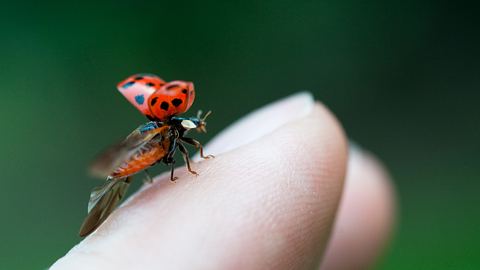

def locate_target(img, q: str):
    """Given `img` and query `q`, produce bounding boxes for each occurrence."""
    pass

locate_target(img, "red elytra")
[148,80,195,121]
[117,74,195,121]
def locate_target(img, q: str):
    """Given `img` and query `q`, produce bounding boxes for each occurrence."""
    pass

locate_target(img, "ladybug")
[79,73,213,237]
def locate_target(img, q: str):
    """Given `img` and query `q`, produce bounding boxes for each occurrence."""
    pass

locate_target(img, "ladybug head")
[178,110,211,133]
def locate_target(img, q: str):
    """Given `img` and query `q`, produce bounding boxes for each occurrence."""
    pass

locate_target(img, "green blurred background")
[1,1,478,269]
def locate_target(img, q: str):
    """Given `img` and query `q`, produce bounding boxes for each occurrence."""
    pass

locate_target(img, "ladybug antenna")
[198,110,212,122]
[196,110,212,133]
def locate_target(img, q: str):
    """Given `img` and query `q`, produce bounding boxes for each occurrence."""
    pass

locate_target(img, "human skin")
[51,93,395,270]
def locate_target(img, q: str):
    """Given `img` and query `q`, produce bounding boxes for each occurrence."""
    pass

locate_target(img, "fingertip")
[183,102,349,269]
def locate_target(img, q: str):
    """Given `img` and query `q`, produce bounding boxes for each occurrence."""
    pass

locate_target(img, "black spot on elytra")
[134,76,143,80]
[146,82,155,87]
[160,101,169,110]
[182,89,187,94]
[171,98,183,107]
[166,84,177,90]
[150,97,158,106]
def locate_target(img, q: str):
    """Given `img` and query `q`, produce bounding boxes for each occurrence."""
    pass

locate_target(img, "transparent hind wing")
[79,177,131,237]
[89,123,169,178]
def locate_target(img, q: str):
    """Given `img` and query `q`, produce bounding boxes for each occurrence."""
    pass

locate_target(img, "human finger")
[52,93,348,270]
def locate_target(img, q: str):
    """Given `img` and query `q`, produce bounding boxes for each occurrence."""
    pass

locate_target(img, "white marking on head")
[181,120,197,129]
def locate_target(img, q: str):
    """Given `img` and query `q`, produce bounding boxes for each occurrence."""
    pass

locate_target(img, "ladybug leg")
[168,158,178,182]
[180,137,214,159]
[165,134,178,160]
[178,143,199,176]
[162,137,180,182]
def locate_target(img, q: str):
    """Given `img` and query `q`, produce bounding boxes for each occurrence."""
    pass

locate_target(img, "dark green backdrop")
[1,1,478,269]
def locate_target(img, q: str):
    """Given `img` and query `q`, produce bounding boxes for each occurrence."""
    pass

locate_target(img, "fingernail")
[202,91,314,156]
